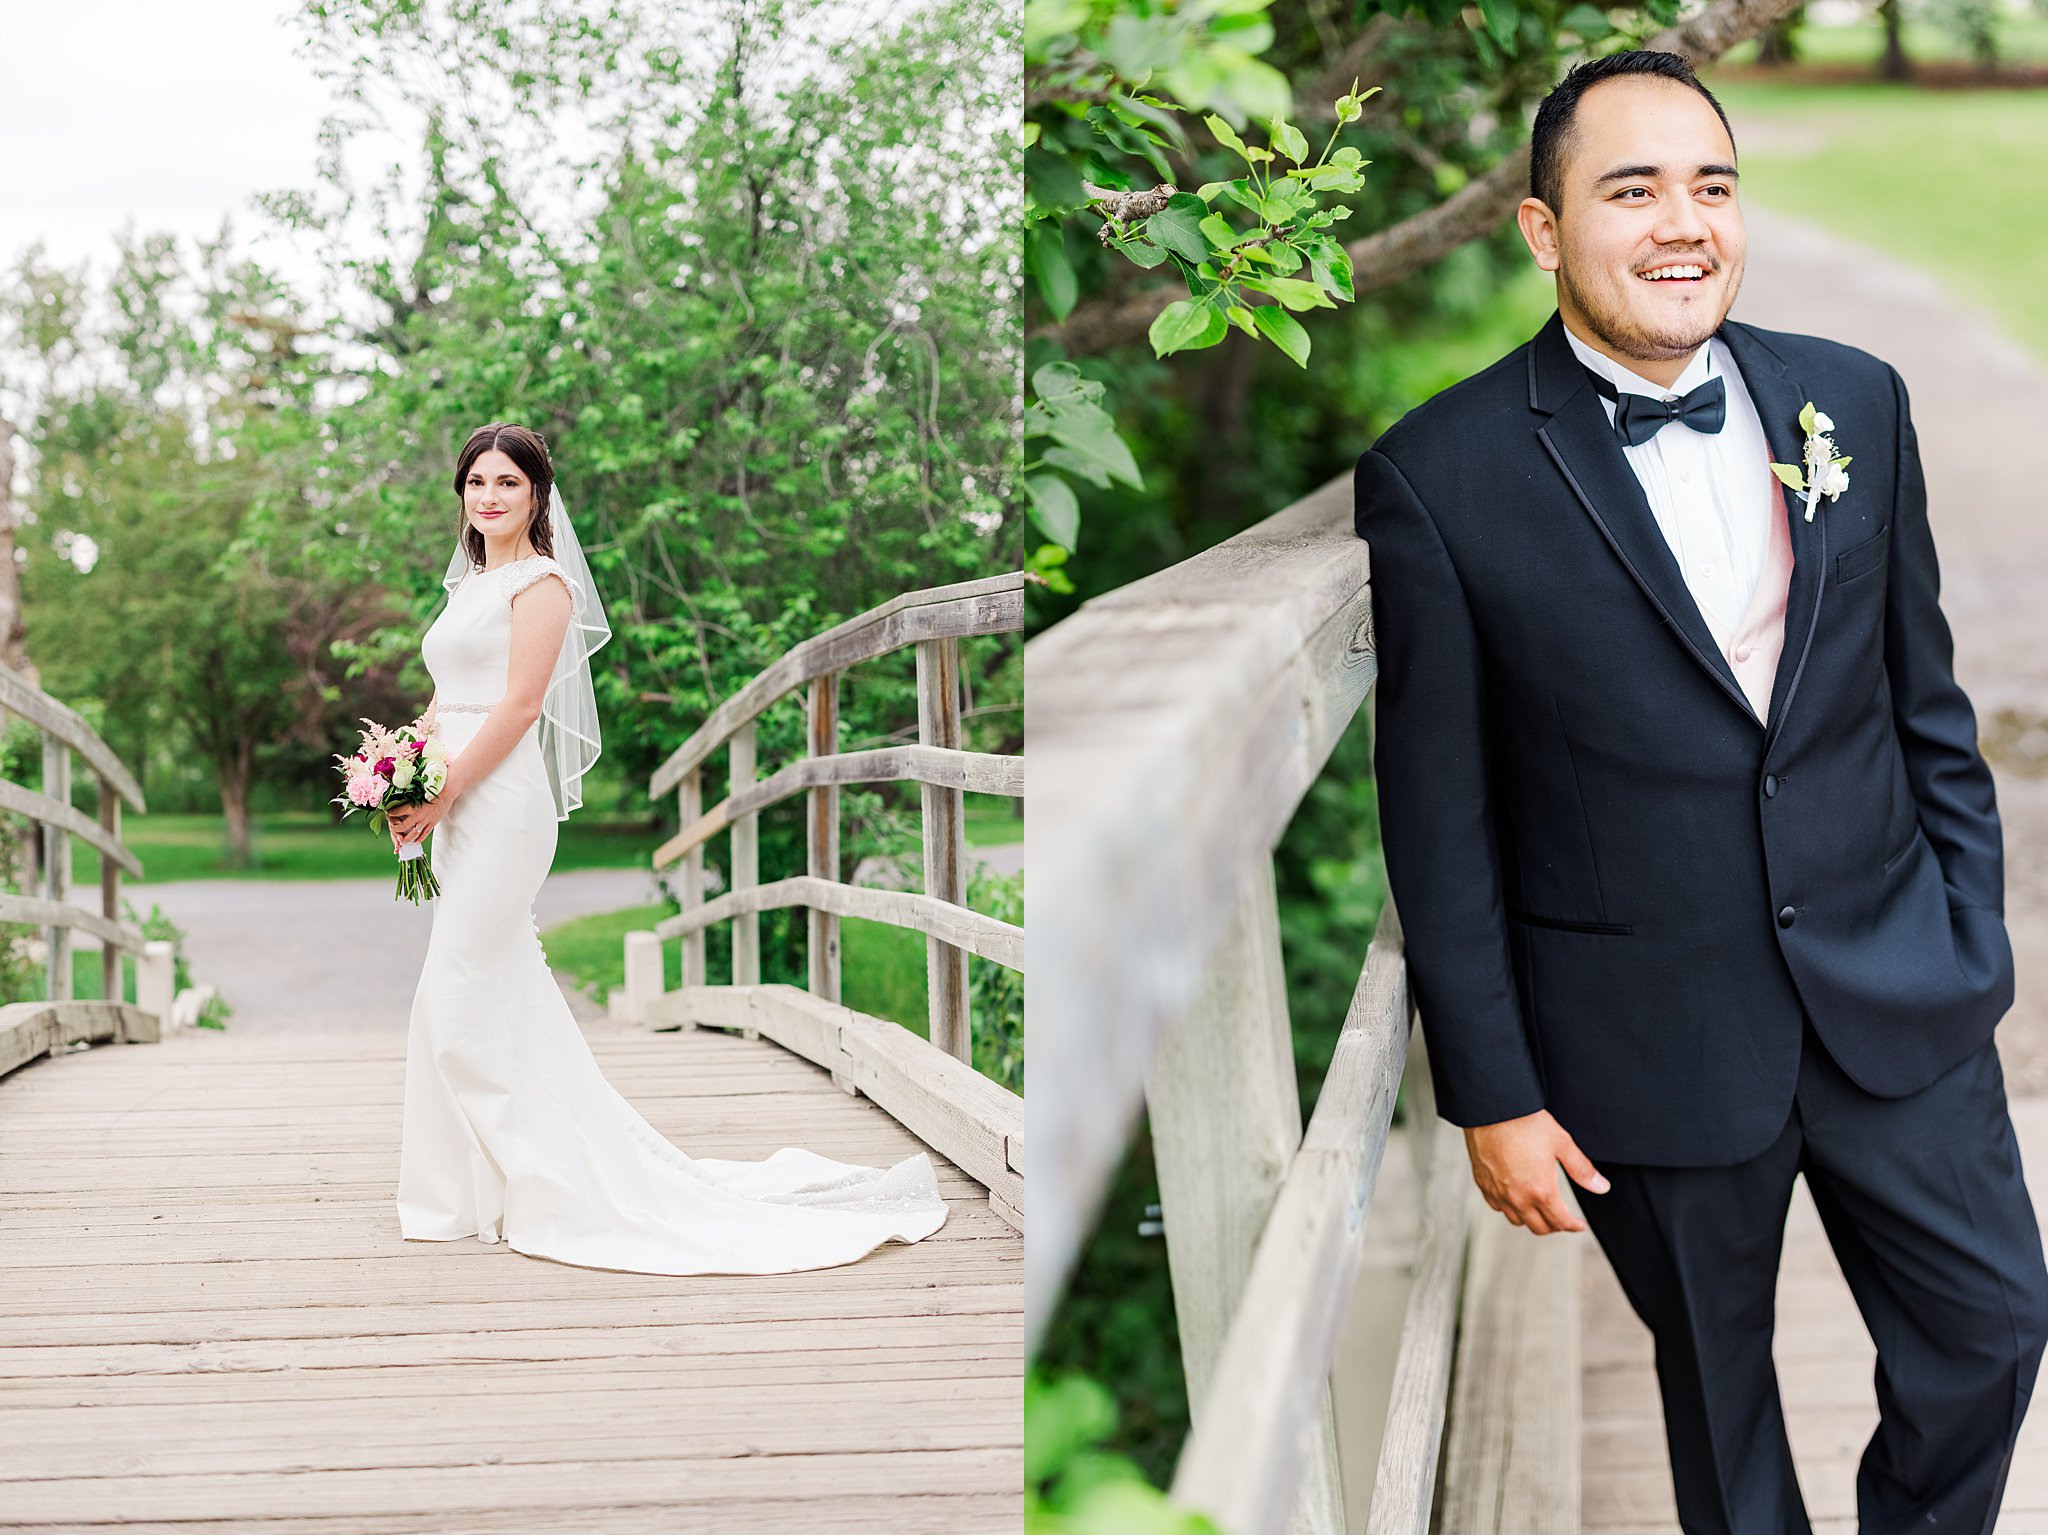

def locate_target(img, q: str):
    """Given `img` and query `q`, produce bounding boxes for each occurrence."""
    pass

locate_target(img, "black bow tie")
[1584,367,1727,447]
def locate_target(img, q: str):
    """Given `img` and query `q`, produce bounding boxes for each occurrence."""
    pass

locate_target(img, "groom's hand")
[1464,1110,1611,1235]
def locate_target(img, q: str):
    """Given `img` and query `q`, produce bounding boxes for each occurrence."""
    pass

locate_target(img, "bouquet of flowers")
[332,716,449,903]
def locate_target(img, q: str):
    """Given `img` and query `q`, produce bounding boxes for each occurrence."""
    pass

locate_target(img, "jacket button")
[1777,905,1797,928]
[1763,774,1778,798]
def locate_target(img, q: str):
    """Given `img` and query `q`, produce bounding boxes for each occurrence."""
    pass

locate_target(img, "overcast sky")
[0,0,904,301]
[0,0,345,288]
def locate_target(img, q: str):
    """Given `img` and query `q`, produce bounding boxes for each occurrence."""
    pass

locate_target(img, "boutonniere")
[1769,402,1852,522]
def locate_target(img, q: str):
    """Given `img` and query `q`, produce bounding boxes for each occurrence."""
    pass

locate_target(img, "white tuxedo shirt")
[1562,320,1791,720]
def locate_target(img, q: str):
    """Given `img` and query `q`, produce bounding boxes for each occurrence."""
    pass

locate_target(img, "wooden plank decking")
[0,1021,1021,1533]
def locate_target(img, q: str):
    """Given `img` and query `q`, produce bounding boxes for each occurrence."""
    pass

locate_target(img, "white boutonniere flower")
[1769,402,1852,522]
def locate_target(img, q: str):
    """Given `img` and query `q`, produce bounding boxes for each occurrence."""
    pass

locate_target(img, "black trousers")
[1578,1015,2048,1534]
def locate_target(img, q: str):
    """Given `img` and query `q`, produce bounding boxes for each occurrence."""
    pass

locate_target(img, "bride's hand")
[388,795,453,848]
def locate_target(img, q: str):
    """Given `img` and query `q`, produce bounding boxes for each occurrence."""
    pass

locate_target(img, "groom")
[1353,48,2048,1529]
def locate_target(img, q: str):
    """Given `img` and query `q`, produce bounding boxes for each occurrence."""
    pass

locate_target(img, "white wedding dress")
[395,553,949,1272]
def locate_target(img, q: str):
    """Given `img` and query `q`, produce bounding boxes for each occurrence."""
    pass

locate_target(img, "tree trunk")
[1755,8,1800,66]
[219,738,256,869]
[1880,0,1913,81]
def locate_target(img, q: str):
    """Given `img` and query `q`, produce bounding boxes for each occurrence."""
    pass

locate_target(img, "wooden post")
[98,777,121,1004]
[806,673,841,1005]
[621,930,662,1026]
[42,738,70,1002]
[730,723,760,1039]
[917,636,971,1064]
[136,939,175,1024]
[676,767,704,1029]
[1144,855,1345,1535]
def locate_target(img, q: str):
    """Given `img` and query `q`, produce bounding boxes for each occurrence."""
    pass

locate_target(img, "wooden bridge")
[0,575,1024,1531]
[1028,475,2048,1531]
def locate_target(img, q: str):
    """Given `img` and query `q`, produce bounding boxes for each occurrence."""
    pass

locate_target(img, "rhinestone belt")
[438,702,497,714]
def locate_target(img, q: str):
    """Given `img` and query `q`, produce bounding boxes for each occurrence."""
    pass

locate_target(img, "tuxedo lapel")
[1527,310,1758,728]
[1716,319,1826,754]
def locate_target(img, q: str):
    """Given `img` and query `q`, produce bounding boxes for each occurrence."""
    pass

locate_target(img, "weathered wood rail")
[1028,475,1578,1532]
[0,665,176,1077]
[616,573,1026,1232]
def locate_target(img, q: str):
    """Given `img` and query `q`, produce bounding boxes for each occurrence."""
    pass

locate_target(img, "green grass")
[69,791,1015,887]
[963,793,1024,848]
[540,903,931,1037]
[1723,17,2048,68]
[1697,73,2048,363]
[62,949,136,1004]
[69,810,658,886]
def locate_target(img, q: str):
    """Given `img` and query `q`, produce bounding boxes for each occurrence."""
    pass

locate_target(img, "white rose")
[1812,411,1834,433]
[1818,459,1851,499]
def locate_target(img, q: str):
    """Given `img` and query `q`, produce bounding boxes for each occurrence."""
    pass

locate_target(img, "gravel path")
[1734,203,2048,1090]
[137,866,664,1033]
[136,840,1024,1036]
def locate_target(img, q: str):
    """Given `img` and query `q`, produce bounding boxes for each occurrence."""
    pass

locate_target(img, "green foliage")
[1022,0,1378,550]
[968,863,1025,1094]
[1027,1367,1223,1533]
[260,0,1020,991]
[1032,1115,1187,1484]
[5,0,1022,967]
[2,232,406,868]
[0,822,40,1007]
[1137,102,1371,365]
[1025,361,1142,549]
[1925,0,2006,72]
[1276,706,1386,1115]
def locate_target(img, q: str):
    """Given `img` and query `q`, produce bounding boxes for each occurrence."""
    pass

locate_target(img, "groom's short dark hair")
[1530,50,1736,216]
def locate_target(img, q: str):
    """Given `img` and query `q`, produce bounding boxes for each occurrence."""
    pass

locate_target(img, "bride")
[386,422,949,1273]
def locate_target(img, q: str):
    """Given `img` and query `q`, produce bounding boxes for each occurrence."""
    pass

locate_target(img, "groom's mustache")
[1633,251,1718,273]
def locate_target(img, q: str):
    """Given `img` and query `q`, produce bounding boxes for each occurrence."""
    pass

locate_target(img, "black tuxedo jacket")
[1352,308,2011,1166]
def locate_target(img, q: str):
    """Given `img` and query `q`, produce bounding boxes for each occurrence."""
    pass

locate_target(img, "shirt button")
[1735,643,1753,661]
[1777,905,1797,928]
[1699,564,1714,578]
[1679,466,1695,482]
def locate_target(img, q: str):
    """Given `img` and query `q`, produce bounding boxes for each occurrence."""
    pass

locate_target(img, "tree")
[0,418,31,678]
[246,0,1021,960]
[1880,0,1915,81]
[7,235,409,865]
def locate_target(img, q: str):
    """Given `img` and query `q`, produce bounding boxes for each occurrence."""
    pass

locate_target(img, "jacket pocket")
[1507,908,1634,936]
[1883,823,1923,875]
[1836,522,1890,586]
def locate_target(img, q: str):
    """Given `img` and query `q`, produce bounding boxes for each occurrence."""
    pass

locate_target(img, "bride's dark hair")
[454,422,555,568]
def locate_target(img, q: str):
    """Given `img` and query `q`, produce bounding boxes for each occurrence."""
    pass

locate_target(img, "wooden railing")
[1028,476,1578,1531]
[0,665,176,1079]
[614,572,1026,1230]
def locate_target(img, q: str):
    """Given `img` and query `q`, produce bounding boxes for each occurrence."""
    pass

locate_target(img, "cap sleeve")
[503,556,584,620]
